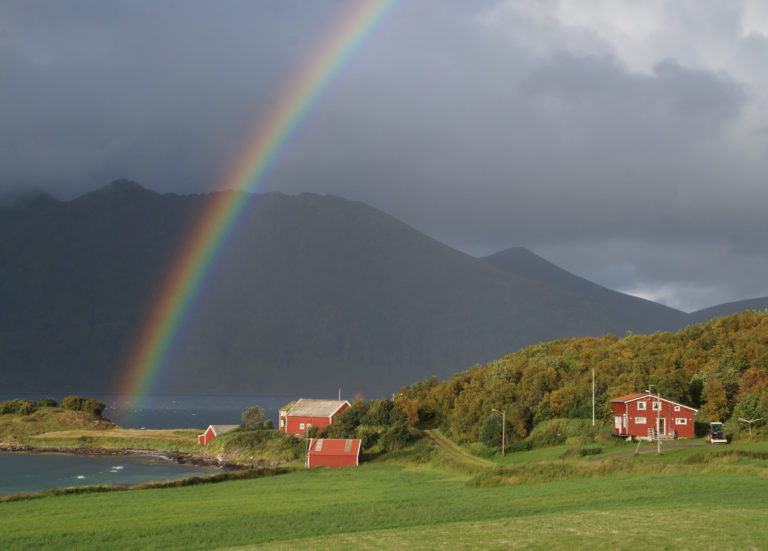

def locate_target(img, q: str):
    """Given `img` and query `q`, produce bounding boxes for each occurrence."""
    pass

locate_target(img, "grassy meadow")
[2,438,768,550]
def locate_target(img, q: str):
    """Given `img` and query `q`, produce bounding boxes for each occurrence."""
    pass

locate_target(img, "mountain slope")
[481,247,687,335]
[688,297,768,325]
[0,182,712,396]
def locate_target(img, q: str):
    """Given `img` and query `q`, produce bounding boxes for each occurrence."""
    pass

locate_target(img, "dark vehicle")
[705,422,727,445]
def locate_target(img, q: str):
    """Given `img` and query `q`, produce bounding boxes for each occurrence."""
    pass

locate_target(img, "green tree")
[241,406,265,429]
[479,414,503,448]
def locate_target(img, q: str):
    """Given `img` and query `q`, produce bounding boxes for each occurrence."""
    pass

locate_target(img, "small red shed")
[280,399,350,436]
[307,438,361,468]
[611,392,697,439]
[197,424,238,445]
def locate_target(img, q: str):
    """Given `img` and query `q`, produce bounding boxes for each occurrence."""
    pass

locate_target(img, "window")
[652,402,661,411]
[635,416,647,424]
[674,405,681,412]
[637,401,646,411]
[299,423,305,430]
[675,418,687,425]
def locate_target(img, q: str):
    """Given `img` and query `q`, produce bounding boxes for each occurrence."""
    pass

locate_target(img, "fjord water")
[0,453,220,496]
[0,395,292,495]
[0,394,291,429]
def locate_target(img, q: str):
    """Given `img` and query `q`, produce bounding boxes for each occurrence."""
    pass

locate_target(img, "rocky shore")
[0,441,249,470]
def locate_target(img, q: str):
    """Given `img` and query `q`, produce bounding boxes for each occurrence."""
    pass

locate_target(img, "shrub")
[83,398,106,416]
[0,399,36,415]
[59,396,106,416]
[36,398,57,408]
[380,423,412,451]
[60,395,83,411]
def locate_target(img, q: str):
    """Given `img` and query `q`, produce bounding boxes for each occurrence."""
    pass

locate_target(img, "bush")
[0,399,36,415]
[36,398,57,408]
[357,427,380,450]
[60,395,83,411]
[59,395,105,416]
[83,399,106,416]
[380,423,413,451]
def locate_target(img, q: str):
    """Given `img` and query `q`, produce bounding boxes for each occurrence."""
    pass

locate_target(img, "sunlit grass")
[2,462,768,550]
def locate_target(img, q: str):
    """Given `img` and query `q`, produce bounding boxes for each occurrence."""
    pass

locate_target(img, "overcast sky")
[2,0,768,312]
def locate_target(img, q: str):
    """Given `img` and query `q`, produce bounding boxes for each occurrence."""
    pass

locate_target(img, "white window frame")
[675,417,687,425]
[635,416,647,424]
[299,423,305,430]
[674,405,681,412]
[637,401,646,411]
[652,402,661,411]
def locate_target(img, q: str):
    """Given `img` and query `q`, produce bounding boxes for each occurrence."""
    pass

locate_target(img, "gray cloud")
[1,0,767,311]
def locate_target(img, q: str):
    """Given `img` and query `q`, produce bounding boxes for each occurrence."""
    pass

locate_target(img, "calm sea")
[0,453,220,496]
[0,394,294,495]
[0,394,296,429]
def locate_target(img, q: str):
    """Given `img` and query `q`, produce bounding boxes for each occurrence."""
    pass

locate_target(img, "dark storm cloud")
[2,0,767,311]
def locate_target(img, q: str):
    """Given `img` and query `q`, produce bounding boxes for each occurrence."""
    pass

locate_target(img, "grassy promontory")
[0,400,304,468]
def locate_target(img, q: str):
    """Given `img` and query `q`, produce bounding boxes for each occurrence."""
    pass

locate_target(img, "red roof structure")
[307,438,361,468]
[197,424,238,445]
[611,392,697,439]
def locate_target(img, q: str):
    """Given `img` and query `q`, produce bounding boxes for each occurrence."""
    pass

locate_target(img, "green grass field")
[2,447,768,550]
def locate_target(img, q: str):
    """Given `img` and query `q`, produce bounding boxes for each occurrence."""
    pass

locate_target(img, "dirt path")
[425,429,494,469]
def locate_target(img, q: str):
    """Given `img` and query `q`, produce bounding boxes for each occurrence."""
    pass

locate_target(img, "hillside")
[481,247,687,333]
[0,181,753,397]
[688,297,768,325]
[398,310,768,443]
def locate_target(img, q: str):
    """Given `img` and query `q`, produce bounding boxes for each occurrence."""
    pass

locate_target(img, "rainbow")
[116,0,400,406]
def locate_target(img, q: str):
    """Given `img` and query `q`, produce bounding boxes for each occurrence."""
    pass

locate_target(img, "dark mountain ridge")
[1,182,765,397]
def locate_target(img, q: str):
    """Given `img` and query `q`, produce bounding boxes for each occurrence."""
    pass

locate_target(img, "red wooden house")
[197,424,238,445]
[307,438,361,468]
[611,392,697,439]
[279,399,350,436]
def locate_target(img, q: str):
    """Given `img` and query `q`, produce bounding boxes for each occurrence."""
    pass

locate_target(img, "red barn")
[611,392,697,439]
[280,399,349,436]
[197,424,238,445]
[307,438,361,468]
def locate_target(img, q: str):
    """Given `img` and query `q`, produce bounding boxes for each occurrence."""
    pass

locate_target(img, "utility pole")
[491,408,506,456]
[648,385,661,455]
[592,367,595,428]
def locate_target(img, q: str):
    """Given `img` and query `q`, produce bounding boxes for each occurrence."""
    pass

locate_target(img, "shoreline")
[0,442,248,470]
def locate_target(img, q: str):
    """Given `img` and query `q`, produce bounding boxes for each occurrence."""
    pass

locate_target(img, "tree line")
[388,310,768,443]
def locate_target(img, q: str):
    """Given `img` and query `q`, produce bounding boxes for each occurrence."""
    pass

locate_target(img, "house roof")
[611,392,697,412]
[208,424,239,436]
[286,399,349,418]
[611,393,648,403]
[308,438,361,456]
